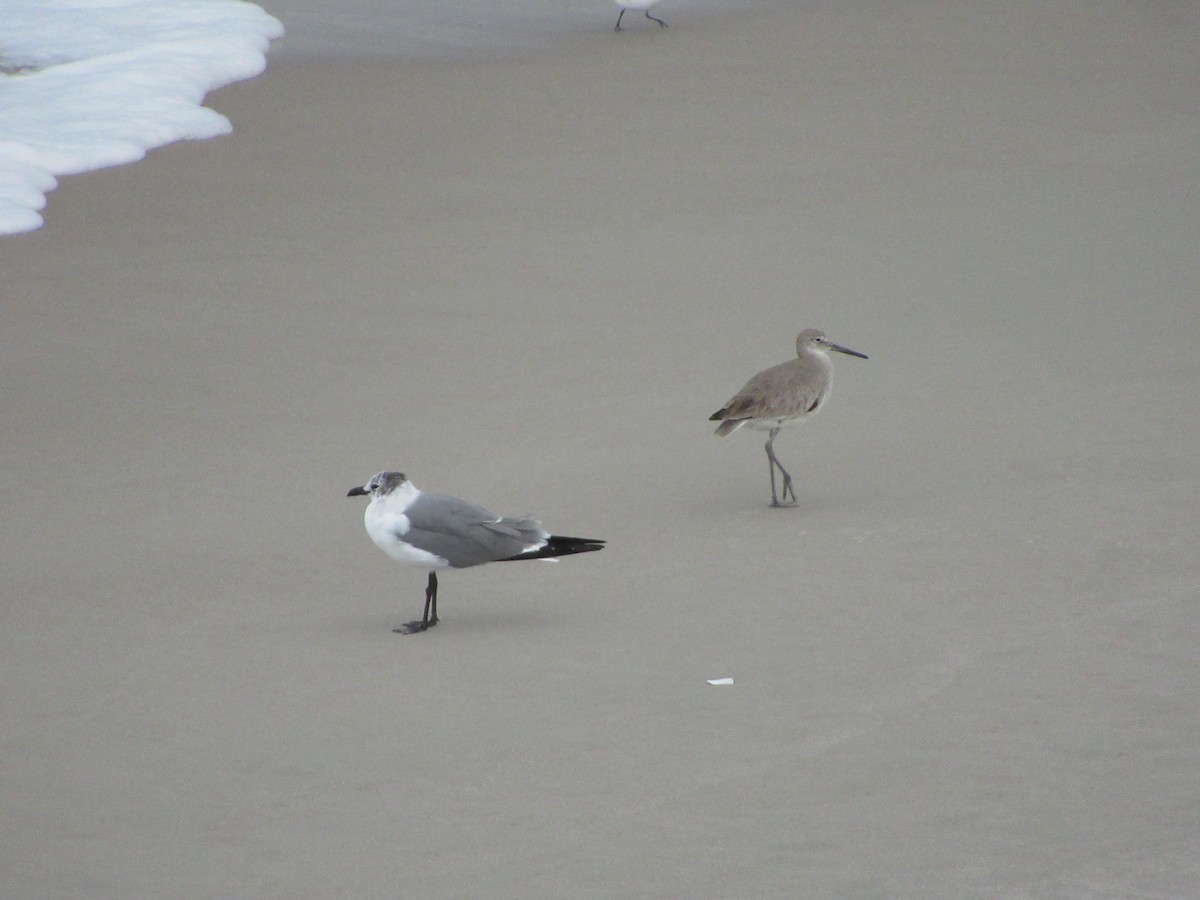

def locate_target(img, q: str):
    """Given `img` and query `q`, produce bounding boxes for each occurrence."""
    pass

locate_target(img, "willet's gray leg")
[765,428,797,507]
[766,434,780,506]
[614,9,625,30]
[395,572,439,634]
[645,10,666,27]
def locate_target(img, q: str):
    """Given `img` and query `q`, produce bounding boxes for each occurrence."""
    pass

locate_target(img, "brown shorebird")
[710,329,868,507]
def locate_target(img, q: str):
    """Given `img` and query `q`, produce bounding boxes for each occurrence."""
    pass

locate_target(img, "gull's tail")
[500,535,606,562]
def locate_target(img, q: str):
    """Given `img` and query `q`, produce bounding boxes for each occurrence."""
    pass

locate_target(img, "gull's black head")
[347,471,408,498]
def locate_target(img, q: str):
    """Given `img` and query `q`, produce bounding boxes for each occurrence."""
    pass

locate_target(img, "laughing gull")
[710,329,868,507]
[613,0,666,31]
[347,472,605,633]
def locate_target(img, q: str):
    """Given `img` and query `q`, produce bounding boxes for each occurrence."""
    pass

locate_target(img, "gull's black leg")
[645,10,666,27]
[428,573,439,627]
[395,572,439,634]
[615,9,625,30]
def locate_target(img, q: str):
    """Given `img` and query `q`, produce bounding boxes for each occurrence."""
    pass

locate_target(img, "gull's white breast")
[364,497,449,569]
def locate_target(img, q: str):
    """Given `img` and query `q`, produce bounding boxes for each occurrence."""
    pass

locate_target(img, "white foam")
[0,0,283,235]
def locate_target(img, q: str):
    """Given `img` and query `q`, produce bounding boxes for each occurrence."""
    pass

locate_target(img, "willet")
[710,329,868,507]
[613,0,667,31]
[348,472,605,633]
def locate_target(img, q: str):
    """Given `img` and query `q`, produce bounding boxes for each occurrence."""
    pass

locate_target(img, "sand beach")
[4,2,1199,896]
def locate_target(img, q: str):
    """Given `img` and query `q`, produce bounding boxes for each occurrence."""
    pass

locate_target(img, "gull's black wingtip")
[549,535,606,549]
[498,535,606,562]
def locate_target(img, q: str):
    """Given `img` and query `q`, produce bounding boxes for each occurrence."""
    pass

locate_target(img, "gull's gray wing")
[401,491,546,568]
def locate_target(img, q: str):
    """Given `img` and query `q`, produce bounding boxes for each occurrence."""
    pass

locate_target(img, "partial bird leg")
[614,9,626,30]
[765,428,797,507]
[766,437,779,506]
[395,572,439,634]
[645,10,667,27]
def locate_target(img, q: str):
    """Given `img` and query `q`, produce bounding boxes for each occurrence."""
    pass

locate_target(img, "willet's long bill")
[348,472,605,633]
[613,0,666,31]
[710,329,867,507]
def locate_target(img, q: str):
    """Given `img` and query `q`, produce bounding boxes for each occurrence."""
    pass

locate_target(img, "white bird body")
[348,472,603,632]
[362,480,450,569]
[612,0,666,30]
[360,480,549,571]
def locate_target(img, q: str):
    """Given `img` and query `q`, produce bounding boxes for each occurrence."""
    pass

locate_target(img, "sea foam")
[0,0,283,235]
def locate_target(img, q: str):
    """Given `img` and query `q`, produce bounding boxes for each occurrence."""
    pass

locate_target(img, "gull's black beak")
[347,485,369,497]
